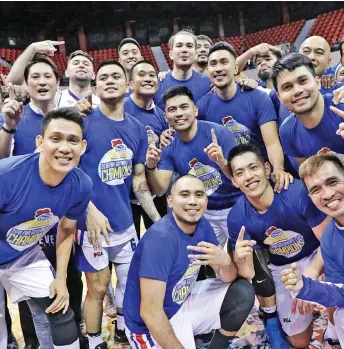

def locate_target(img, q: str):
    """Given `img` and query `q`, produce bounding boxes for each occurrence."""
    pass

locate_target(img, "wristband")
[2,126,16,134]
[145,163,157,171]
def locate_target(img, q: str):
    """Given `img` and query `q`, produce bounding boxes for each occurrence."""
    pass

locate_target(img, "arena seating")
[0,65,9,78]
[212,36,243,52]
[0,48,21,65]
[308,8,344,44]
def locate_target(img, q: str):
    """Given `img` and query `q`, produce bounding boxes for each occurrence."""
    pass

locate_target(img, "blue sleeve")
[255,91,277,126]
[216,125,237,158]
[158,146,176,172]
[156,107,169,131]
[297,184,327,228]
[196,96,207,121]
[65,174,93,221]
[227,208,252,249]
[269,90,280,116]
[140,237,174,282]
[296,276,344,307]
[279,122,304,158]
[321,234,342,283]
[134,124,149,165]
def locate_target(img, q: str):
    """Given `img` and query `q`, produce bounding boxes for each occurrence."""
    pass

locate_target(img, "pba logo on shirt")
[146,126,159,146]
[98,139,134,185]
[6,208,59,252]
[172,262,200,304]
[263,226,305,258]
[222,116,250,145]
[188,158,222,196]
[317,147,344,165]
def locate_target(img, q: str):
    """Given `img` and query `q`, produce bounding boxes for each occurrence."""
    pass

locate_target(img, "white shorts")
[125,278,230,349]
[269,250,317,336]
[0,246,54,303]
[203,208,231,247]
[75,235,138,272]
[334,308,344,348]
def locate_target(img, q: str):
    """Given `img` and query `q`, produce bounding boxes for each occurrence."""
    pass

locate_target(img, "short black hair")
[339,40,344,58]
[118,38,141,53]
[208,41,237,60]
[129,60,156,82]
[162,85,194,106]
[253,47,283,64]
[24,55,60,83]
[170,174,205,194]
[197,35,213,46]
[41,107,84,137]
[227,144,265,177]
[271,53,316,91]
[68,50,93,65]
[96,59,127,80]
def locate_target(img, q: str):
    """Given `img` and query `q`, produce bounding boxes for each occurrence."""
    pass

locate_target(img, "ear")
[234,63,239,75]
[169,50,173,61]
[35,135,44,152]
[264,162,271,177]
[129,80,134,91]
[81,139,87,156]
[315,76,321,90]
[56,79,60,89]
[65,69,69,78]
[327,56,332,69]
[91,72,96,81]
[95,85,99,96]
[194,105,198,118]
[167,195,173,209]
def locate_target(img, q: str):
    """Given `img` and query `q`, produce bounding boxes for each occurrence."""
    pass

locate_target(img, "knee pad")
[30,297,78,346]
[114,262,130,309]
[252,248,275,298]
[220,278,255,332]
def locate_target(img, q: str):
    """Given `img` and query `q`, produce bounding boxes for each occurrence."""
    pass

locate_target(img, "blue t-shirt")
[269,89,291,127]
[227,180,325,266]
[0,153,92,265]
[123,212,219,334]
[124,97,168,146]
[78,107,148,232]
[154,70,211,109]
[280,94,344,159]
[196,86,277,159]
[320,81,344,95]
[0,104,43,155]
[321,220,344,284]
[158,121,242,210]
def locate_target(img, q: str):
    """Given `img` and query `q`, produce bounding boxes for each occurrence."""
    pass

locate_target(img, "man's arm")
[45,216,75,314]
[133,163,161,223]
[6,40,64,86]
[260,121,292,192]
[140,278,184,349]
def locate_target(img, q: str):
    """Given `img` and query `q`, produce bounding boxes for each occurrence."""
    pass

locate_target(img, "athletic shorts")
[204,208,232,247]
[75,225,138,272]
[125,278,230,349]
[0,246,55,303]
[269,250,318,336]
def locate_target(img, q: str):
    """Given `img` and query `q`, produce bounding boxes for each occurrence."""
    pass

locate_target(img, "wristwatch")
[2,126,16,134]
[144,162,157,171]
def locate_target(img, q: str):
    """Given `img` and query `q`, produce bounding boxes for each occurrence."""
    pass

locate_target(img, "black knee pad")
[252,248,275,298]
[220,278,255,332]
[30,297,78,346]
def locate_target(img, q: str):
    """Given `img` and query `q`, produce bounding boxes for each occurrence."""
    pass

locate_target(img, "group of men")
[0,27,343,349]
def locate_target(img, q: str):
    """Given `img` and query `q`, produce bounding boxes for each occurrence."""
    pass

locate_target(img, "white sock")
[261,305,277,314]
[88,332,103,349]
[54,338,80,349]
[325,320,339,341]
[117,313,125,331]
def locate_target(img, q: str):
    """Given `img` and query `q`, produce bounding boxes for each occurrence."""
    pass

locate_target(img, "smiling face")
[195,39,211,65]
[169,34,196,69]
[26,62,59,104]
[299,36,331,77]
[66,54,94,84]
[118,43,143,73]
[96,64,127,101]
[168,176,207,227]
[304,161,344,221]
[208,49,236,89]
[36,118,86,175]
[129,62,158,97]
[230,151,271,199]
[276,66,321,115]
[336,65,344,82]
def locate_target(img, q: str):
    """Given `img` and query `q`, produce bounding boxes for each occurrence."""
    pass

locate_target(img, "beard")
[196,59,208,68]
[258,70,271,82]
[173,211,201,227]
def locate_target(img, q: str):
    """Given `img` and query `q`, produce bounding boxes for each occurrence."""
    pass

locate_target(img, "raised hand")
[234,226,256,260]
[75,91,93,117]
[1,83,23,130]
[146,143,162,170]
[204,128,226,166]
[31,40,65,57]
[330,105,344,139]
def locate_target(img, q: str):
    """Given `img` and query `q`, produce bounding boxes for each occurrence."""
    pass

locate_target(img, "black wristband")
[145,163,157,171]
[2,126,16,134]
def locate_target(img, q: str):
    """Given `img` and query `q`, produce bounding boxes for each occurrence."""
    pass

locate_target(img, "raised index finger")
[237,226,245,241]
[8,83,15,100]
[211,128,218,145]
[50,41,65,46]
[330,105,344,119]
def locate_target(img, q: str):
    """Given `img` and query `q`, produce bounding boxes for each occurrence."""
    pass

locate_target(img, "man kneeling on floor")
[123,175,255,349]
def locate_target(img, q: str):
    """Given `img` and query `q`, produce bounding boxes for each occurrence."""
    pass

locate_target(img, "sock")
[261,306,277,314]
[260,306,277,320]
[88,331,103,349]
[324,320,339,341]
[117,313,125,331]
[207,330,235,349]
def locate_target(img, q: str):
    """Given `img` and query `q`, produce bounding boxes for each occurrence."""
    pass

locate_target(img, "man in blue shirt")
[74,60,161,348]
[0,107,92,349]
[282,153,344,347]
[125,60,169,238]
[123,174,255,349]
[197,42,293,194]
[274,53,344,166]
[146,86,242,248]
[118,38,143,80]
[154,30,211,109]
[227,144,330,349]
